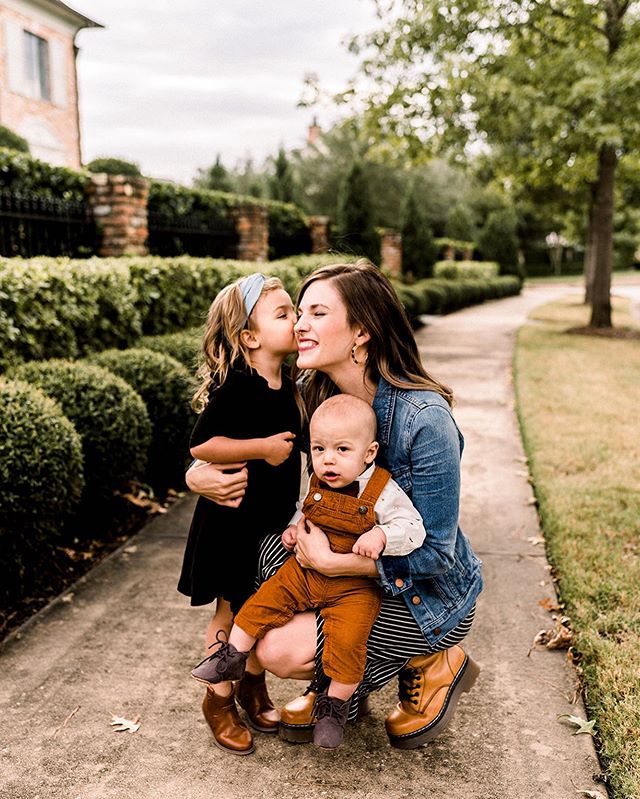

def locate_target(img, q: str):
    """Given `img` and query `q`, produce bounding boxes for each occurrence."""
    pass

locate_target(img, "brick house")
[0,0,101,167]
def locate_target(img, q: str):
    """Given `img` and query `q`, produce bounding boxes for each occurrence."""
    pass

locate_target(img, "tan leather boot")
[279,687,371,743]
[385,645,480,749]
[235,671,280,733]
[202,688,255,755]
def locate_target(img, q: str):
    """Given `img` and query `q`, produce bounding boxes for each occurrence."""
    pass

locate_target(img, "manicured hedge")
[140,328,201,372]
[433,260,499,280]
[264,199,311,260]
[393,275,521,320]
[87,348,194,489]
[0,378,84,605]
[0,257,140,371]
[10,360,151,510]
[0,146,88,200]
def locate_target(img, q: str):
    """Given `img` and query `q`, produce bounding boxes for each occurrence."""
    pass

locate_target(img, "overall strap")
[358,465,391,506]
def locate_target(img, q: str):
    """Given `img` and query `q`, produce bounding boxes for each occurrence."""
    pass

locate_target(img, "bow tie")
[318,480,360,497]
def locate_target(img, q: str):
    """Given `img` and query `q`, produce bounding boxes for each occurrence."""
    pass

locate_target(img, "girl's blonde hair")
[192,275,284,411]
[294,259,453,417]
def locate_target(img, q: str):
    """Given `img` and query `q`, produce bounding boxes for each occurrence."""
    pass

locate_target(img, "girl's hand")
[263,432,296,466]
[185,460,248,507]
[281,525,298,551]
[294,517,333,572]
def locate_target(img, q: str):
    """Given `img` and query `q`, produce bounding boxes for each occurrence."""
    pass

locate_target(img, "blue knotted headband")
[240,273,266,325]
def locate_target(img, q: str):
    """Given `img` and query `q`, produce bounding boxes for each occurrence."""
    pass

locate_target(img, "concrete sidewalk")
[0,284,605,799]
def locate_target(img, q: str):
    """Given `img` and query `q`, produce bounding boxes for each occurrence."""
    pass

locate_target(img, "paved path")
[0,283,616,799]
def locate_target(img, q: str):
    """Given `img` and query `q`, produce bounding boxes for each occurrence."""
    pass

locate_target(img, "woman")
[187,260,483,749]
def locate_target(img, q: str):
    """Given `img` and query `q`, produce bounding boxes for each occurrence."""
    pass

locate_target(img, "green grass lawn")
[514,295,640,799]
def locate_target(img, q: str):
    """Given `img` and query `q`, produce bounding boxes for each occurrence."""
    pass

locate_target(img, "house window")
[23,31,50,101]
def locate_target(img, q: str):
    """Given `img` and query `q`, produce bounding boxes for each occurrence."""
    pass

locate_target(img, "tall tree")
[336,160,379,262]
[401,181,437,279]
[269,148,297,203]
[348,1,640,328]
[194,154,232,192]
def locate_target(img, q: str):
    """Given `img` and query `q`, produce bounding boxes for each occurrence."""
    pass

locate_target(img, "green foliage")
[0,378,84,605]
[401,182,437,279]
[478,208,523,277]
[0,147,87,200]
[86,157,142,177]
[0,125,29,153]
[10,360,151,507]
[336,161,380,263]
[269,148,297,204]
[148,180,237,230]
[140,328,201,372]
[434,260,499,280]
[194,154,233,192]
[0,257,140,371]
[0,253,346,370]
[263,200,311,259]
[88,348,194,489]
[446,203,477,243]
[393,276,521,322]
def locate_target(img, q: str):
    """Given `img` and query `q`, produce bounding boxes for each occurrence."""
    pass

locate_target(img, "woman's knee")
[255,615,316,678]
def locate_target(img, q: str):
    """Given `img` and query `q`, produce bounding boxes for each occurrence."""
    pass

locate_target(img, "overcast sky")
[72,0,377,184]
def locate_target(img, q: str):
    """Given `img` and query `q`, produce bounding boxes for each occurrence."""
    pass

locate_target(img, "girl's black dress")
[178,365,301,614]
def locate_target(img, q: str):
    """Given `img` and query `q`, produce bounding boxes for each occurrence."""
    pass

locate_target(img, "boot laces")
[314,695,349,724]
[198,630,231,668]
[399,667,422,706]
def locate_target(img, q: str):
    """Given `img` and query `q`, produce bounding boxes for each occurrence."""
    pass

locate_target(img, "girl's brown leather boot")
[202,687,254,755]
[235,671,280,733]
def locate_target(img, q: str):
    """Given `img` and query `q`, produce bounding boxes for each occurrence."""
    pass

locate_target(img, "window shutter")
[49,38,67,107]
[4,20,24,93]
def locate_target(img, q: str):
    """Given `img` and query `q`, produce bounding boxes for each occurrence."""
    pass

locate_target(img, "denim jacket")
[372,376,483,646]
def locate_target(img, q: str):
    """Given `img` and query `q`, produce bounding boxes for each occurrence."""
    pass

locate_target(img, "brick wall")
[86,174,149,257]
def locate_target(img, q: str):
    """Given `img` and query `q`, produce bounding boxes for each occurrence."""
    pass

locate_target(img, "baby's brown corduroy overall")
[234,466,391,685]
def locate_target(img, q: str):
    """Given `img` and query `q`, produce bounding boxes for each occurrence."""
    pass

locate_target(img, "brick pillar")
[444,245,455,261]
[463,246,474,260]
[309,215,330,254]
[233,203,268,262]
[380,229,402,278]
[86,173,149,256]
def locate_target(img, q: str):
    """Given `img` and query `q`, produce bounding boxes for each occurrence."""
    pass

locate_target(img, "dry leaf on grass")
[538,597,562,612]
[575,791,607,799]
[529,615,573,654]
[527,535,545,546]
[558,714,596,736]
[110,716,140,733]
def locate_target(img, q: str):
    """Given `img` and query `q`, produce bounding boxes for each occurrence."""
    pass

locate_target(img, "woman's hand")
[293,517,333,572]
[295,517,379,578]
[185,460,248,507]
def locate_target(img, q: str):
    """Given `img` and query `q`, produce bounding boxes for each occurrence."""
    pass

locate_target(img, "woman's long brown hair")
[294,259,453,418]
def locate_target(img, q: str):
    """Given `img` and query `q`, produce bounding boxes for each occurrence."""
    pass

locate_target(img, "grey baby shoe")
[191,631,249,685]
[312,692,351,750]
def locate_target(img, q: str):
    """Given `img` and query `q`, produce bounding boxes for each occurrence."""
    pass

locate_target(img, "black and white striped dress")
[258,535,475,720]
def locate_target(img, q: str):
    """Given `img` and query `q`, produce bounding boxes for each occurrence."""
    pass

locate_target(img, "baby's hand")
[282,524,298,551]
[352,526,387,560]
[264,432,296,466]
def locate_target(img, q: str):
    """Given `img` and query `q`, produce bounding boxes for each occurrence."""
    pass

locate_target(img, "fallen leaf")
[558,714,596,736]
[526,497,539,506]
[61,592,75,603]
[110,716,140,733]
[575,791,607,799]
[527,536,545,546]
[123,546,138,554]
[531,616,573,651]
[538,597,562,612]
[515,470,530,478]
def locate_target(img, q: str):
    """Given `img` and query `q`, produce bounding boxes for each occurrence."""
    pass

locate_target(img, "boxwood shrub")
[88,348,194,489]
[0,378,84,606]
[434,260,499,280]
[0,257,140,371]
[0,146,87,200]
[10,360,151,509]
[140,328,201,372]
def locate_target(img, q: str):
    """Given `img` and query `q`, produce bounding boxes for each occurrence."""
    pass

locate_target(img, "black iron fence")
[147,210,239,258]
[0,190,99,258]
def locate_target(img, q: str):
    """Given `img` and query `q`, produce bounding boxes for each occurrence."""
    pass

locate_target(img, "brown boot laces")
[399,668,422,706]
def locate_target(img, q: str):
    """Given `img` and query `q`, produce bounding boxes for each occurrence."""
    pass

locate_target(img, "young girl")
[177,272,301,756]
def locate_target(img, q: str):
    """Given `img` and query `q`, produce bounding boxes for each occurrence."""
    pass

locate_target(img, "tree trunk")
[589,143,617,328]
[583,186,597,305]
